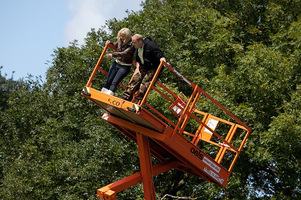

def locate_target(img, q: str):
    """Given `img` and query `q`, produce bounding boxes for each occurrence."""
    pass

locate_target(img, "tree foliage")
[1,0,301,199]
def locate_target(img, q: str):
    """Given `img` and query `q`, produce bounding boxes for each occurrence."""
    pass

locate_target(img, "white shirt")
[138,46,144,64]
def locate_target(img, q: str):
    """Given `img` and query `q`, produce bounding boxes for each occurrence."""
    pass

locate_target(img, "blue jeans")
[103,62,131,92]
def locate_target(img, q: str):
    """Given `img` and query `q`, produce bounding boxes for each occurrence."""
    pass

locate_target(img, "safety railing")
[138,60,251,172]
[86,43,251,173]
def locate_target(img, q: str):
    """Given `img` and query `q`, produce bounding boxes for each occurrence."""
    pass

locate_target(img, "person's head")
[117,28,131,44]
[132,34,144,49]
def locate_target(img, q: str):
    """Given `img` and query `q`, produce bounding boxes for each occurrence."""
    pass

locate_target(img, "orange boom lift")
[81,43,252,200]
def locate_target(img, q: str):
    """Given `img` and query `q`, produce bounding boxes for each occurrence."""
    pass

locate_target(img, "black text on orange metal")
[190,147,204,161]
[108,98,121,106]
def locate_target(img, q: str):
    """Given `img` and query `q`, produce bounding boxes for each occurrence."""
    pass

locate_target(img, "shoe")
[101,88,108,93]
[121,96,129,101]
[132,98,140,104]
[105,90,114,96]
[121,95,131,101]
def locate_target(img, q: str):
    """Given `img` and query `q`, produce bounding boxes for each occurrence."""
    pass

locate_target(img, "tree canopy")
[1,0,301,199]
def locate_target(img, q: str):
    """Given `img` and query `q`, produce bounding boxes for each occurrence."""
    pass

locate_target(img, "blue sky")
[0,0,142,81]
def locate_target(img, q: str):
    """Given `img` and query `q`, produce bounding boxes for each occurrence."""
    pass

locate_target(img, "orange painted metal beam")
[97,161,181,199]
[137,133,156,200]
[104,112,230,187]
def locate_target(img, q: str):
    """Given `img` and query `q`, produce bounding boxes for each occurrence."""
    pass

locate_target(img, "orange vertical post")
[86,44,109,88]
[136,133,156,200]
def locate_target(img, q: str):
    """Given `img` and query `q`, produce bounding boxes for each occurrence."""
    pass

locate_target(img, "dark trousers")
[103,62,131,92]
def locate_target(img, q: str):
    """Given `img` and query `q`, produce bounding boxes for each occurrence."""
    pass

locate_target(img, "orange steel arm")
[97,161,181,199]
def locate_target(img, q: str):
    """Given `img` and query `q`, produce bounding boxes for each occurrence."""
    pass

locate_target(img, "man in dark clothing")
[122,34,166,103]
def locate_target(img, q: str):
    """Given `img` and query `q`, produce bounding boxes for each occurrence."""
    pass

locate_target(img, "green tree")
[1,0,301,199]
[1,31,141,199]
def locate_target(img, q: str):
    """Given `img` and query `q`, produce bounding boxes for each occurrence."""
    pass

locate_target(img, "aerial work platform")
[81,43,252,200]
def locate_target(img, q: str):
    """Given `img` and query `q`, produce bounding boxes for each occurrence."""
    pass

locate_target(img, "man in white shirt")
[122,34,166,104]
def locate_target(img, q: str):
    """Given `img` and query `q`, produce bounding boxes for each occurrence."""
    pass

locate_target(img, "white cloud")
[64,0,142,45]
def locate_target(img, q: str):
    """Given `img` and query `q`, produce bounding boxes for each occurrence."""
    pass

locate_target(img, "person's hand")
[134,67,141,75]
[160,57,170,66]
[134,63,141,75]
[106,54,113,58]
[105,40,111,46]
[160,57,166,63]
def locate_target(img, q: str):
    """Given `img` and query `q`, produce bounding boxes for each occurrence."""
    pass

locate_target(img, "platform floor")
[82,87,230,187]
